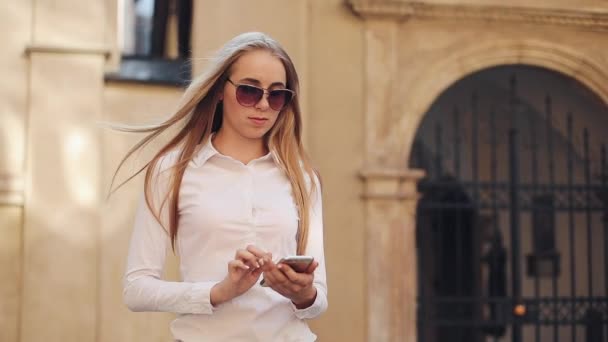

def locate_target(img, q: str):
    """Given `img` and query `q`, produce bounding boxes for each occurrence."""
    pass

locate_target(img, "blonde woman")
[113,32,327,341]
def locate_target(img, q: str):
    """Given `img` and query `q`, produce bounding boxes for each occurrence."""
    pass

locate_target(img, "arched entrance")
[350,4,608,341]
[413,65,608,342]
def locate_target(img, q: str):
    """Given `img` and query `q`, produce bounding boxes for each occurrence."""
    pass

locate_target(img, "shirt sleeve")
[122,154,216,315]
[292,174,328,319]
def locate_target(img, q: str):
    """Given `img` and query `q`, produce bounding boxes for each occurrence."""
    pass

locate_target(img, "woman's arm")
[292,176,328,319]
[123,192,218,314]
[122,153,219,314]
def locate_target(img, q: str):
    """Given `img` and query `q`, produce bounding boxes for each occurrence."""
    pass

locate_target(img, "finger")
[278,264,309,286]
[228,259,250,271]
[261,269,277,286]
[259,258,276,272]
[246,245,269,258]
[276,271,303,293]
[265,269,304,297]
[262,253,273,265]
[268,266,290,285]
[251,266,264,278]
[235,249,260,268]
[263,275,289,295]
[263,267,287,288]
[304,261,319,274]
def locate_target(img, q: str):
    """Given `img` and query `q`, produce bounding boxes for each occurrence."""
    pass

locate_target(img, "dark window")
[106,0,192,86]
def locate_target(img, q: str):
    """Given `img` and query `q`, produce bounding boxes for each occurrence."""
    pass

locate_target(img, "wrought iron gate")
[414,73,608,342]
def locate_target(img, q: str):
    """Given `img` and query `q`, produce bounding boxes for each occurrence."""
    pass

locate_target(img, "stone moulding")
[359,168,425,200]
[347,1,608,30]
[0,174,23,206]
[25,44,112,59]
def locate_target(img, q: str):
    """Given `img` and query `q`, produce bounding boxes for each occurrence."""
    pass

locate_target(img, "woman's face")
[220,49,287,142]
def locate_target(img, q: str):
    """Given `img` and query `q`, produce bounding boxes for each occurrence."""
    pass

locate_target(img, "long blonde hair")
[109,32,317,255]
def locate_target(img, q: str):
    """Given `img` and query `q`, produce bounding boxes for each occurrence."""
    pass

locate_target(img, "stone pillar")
[0,206,22,342]
[355,4,425,342]
[363,18,402,168]
[361,169,424,342]
[1,1,30,341]
[21,0,108,341]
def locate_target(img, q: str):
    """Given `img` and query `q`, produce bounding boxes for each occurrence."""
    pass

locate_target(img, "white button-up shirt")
[123,136,328,342]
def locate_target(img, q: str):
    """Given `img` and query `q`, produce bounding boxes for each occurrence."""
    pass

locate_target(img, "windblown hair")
[109,32,317,255]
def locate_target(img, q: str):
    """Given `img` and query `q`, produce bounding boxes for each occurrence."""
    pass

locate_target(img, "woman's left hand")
[261,260,319,309]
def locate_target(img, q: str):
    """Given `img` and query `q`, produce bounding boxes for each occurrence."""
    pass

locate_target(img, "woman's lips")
[248,117,268,126]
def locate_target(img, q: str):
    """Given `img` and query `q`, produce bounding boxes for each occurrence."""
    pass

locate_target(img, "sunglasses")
[227,79,295,111]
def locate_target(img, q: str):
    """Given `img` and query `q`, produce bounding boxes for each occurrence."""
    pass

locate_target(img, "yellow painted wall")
[100,83,183,342]
[4,1,608,341]
[306,2,366,341]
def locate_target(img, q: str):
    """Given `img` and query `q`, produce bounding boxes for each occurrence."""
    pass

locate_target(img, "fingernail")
[277,264,283,269]
[259,259,265,266]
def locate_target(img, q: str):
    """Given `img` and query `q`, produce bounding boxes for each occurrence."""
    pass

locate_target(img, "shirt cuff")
[291,285,327,320]
[184,282,215,314]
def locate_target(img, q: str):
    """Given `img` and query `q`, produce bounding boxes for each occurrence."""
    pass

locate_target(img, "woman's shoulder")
[151,149,182,177]
[301,167,321,193]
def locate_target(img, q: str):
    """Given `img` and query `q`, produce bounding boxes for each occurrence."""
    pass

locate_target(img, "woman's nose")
[255,93,271,110]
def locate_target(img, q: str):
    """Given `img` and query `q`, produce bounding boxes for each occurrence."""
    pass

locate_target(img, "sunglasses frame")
[226,78,295,111]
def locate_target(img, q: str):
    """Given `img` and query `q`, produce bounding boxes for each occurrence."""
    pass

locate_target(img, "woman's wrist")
[292,285,317,309]
[210,280,235,307]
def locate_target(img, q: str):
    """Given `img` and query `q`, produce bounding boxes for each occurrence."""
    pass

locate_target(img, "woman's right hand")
[210,245,271,306]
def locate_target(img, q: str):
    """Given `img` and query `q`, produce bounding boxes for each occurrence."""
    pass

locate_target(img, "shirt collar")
[190,134,219,168]
[190,134,279,168]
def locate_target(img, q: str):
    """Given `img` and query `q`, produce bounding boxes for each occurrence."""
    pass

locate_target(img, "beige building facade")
[2,1,608,341]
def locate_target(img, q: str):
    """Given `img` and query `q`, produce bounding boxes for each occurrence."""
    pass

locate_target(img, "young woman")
[112,32,327,341]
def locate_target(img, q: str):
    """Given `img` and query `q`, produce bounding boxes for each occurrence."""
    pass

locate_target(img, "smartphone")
[278,256,314,272]
[259,256,314,287]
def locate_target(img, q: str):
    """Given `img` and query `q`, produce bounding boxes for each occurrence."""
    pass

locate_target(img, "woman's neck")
[212,130,268,165]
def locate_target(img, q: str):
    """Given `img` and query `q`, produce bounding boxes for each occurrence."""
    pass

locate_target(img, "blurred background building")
[2,0,608,341]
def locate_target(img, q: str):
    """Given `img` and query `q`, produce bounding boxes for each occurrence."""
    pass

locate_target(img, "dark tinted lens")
[236,84,263,106]
[268,90,293,111]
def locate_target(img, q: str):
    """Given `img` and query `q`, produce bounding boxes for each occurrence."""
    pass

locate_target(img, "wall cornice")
[347,1,608,29]
[0,174,23,206]
[359,168,425,200]
[25,44,111,59]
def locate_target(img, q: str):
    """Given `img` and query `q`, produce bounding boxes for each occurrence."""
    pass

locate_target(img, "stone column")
[21,0,108,341]
[1,1,30,341]
[363,18,402,168]
[0,205,22,342]
[361,169,424,342]
[355,4,425,342]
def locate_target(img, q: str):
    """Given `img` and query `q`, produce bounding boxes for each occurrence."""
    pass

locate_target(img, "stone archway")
[412,64,608,342]
[350,2,608,342]
[400,39,608,167]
